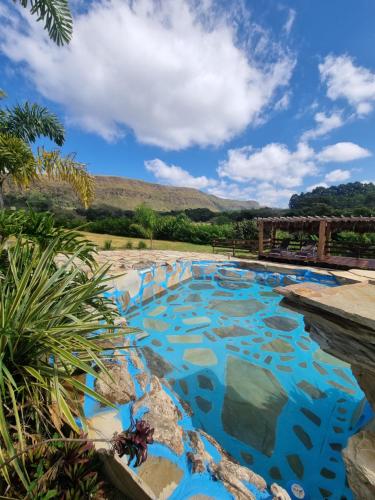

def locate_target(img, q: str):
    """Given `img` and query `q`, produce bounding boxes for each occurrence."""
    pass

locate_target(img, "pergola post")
[271,224,276,249]
[317,220,327,261]
[325,222,332,257]
[258,221,264,255]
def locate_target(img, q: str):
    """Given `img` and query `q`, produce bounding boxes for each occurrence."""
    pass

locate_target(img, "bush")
[137,240,147,249]
[87,216,132,236]
[0,231,136,491]
[125,240,133,249]
[233,220,258,240]
[103,239,112,250]
[3,432,105,499]
[3,418,155,498]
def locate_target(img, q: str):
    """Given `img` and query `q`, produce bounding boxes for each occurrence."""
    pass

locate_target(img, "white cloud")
[145,158,261,201]
[252,183,294,206]
[145,159,216,190]
[145,158,295,206]
[283,9,296,36]
[217,142,316,188]
[306,182,328,192]
[214,139,370,205]
[318,142,371,163]
[0,0,294,150]
[274,91,291,111]
[301,111,344,141]
[319,55,375,116]
[146,135,370,206]
[324,169,351,183]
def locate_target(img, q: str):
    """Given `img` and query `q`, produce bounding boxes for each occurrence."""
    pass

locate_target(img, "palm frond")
[0,133,37,187]
[17,0,73,46]
[36,148,95,208]
[0,103,65,146]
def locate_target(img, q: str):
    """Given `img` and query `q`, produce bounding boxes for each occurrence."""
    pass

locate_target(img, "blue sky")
[1,0,375,206]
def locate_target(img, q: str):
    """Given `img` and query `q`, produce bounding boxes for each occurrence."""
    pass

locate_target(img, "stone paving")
[94,249,230,275]
[93,250,373,285]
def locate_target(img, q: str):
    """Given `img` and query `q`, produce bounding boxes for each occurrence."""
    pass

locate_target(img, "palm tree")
[131,204,158,249]
[0,94,94,208]
[16,0,73,46]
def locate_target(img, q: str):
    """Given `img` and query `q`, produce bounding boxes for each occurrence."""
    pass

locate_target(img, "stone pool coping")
[95,249,371,282]
[100,250,371,305]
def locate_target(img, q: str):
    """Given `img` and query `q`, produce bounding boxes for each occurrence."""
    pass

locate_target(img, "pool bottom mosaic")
[123,262,367,499]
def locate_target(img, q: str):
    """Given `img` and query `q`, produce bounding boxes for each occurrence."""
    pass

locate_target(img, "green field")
[79,231,215,253]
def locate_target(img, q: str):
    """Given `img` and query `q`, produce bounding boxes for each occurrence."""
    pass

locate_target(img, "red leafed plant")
[111,418,154,467]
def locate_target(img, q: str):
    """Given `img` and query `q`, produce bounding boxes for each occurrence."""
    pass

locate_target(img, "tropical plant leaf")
[17,0,73,46]
[36,148,95,208]
[0,102,65,145]
[0,235,136,490]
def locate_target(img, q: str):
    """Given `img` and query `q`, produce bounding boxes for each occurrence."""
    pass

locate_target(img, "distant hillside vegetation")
[289,182,375,215]
[4,176,259,212]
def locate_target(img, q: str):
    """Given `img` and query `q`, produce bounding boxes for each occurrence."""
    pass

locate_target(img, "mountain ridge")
[5,175,260,212]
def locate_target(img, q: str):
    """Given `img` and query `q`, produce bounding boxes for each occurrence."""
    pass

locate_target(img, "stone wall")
[110,259,338,315]
[278,281,375,499]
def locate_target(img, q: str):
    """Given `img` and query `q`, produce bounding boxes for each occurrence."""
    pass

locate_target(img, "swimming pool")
[124,262,366,499]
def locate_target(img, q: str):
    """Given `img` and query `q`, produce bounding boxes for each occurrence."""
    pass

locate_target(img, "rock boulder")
[132,376,184,455]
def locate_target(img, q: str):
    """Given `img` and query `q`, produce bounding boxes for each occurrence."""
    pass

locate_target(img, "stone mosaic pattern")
[110,258,339,317]
[109,259,193,314]
[117,262,366,500]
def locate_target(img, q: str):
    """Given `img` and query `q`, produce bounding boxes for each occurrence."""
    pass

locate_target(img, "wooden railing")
[265,238,305,252]
[267,238,375,258]
[213,237,375,260]
[326,241,375,259]
[212,239,258,256]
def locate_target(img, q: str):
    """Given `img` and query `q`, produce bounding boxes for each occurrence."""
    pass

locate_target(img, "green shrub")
[0,235,137,491]
[233,219,258,240]
[103,239,112,250]
[0,209,97,266]
[125,240,133,249]
[3,432,105,499]
[137,240,147,249]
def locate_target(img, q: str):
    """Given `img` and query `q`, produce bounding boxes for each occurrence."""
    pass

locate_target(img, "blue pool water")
[124,264,366,499]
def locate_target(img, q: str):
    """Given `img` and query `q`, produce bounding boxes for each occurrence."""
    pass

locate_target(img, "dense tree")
[289,182,375,215]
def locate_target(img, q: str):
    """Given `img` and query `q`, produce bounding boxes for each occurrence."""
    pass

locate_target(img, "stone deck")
[93,250,373,285]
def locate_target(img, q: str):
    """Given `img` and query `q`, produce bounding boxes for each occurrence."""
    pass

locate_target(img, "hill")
[5,175,259,212]
[289,182,375,215]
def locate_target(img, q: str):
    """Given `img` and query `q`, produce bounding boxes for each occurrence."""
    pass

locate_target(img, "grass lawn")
[79,231,215,253]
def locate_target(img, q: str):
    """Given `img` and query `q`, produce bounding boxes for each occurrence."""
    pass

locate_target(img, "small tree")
[131,204,157,249]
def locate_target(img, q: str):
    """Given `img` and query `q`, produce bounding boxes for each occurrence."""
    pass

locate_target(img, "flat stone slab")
[148,305,167,317]
[87,410,122,450]
[167,335,203,344]
[261,339,295,353]
[183,316,211,325]
[209,299,265,317]
[183,348,218,366]
[213,325,255,338]
[277,282,375,331]
[222,356,288,457]
[263,315,299,332]
[137,455,184,498]
[143,318,170,332]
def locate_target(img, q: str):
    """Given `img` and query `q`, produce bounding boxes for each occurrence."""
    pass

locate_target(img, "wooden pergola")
[257,216,375,270]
